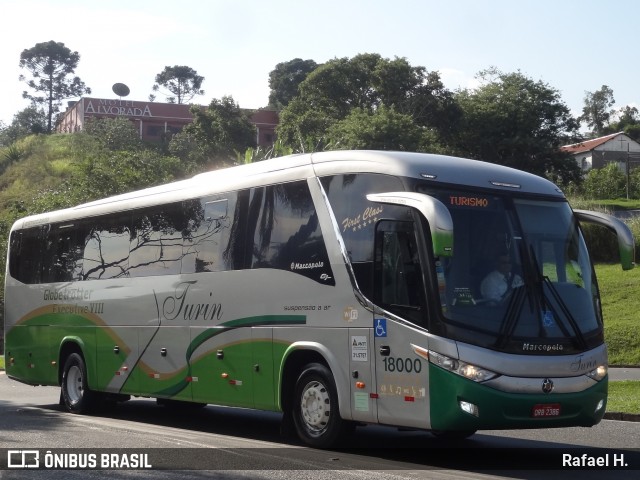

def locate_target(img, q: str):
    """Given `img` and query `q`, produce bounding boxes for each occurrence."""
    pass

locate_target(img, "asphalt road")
[609,366,640,381]
[0,371,639,479]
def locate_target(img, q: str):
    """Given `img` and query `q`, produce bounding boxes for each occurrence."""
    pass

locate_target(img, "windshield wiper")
[494,238,533,349]
[494,285,526,349]
[526,245,588,350]
[540,274,588,350]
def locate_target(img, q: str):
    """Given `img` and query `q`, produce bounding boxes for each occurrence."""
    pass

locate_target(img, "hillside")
[0,131,196,306]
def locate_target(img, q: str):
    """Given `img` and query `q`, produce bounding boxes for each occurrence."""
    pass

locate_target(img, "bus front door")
[372,219,431,429]
[374,317,430,429]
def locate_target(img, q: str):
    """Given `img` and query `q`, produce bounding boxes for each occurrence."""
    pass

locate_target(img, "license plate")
[531,403,561,417]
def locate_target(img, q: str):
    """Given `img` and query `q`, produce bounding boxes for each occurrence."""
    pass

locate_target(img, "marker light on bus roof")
[428,351,499,382]
[420,173,437,179]
[490,181,521,189]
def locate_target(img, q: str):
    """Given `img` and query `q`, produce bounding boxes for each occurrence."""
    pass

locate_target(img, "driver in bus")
[480,251,523,303]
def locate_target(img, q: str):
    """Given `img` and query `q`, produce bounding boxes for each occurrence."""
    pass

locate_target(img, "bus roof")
[309,151,563,196]
[12,150,564,229]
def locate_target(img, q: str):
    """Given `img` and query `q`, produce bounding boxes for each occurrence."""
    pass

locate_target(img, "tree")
[150,65,204,104]
[0,107,47,146]
[604,105,640,142]
[615,105,639,129]
[83,117,143,152]
[327,106,422,151]
[19,40,91,133]
[579,85,615,137]
[454,68,581,184]
[73,149,184,201]
[268,58,318,109]
[277,53,459,149]
[582,162,626,199]
[171,95,256,167]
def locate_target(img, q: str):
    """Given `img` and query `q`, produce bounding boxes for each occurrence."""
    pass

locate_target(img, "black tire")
[61,353,97,414]
[292,363,351,448]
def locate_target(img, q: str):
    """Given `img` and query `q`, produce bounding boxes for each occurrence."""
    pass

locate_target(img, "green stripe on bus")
[186,315,305,361]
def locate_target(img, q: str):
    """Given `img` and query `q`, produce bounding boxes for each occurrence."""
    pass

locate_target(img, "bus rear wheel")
[61,353,97,414]
[292,363,351,448]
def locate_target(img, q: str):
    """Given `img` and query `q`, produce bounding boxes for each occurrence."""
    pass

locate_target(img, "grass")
[607,381,640,414]
[570,198,640,211]
[0,356,3,369]
[595,264,640,365]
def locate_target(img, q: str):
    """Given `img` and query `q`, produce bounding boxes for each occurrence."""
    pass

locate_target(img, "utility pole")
[619,135,630,199]
[627,141,630,200]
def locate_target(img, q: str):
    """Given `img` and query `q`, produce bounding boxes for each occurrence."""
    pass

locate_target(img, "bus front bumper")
[428,364,607,431]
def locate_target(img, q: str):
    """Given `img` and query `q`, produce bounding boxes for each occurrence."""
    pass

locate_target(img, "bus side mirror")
[366,192,453,257]
[574,209,635,270]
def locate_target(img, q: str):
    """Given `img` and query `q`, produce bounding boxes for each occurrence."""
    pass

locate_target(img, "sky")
[1,0,639,128]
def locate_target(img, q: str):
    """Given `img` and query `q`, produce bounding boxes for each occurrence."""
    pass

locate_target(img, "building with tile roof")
[560,132,640,172]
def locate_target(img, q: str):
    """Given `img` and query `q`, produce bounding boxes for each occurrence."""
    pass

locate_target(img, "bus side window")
[247,181,334,284]
[9,227,46,284]
[42,223,84,283]
[129,204,185,277]
[81,214,132,280]
[182,195,237,273]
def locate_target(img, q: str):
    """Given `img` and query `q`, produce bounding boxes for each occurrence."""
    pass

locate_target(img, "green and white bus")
[4,150,634,447]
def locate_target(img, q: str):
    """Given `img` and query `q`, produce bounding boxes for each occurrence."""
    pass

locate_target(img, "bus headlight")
[429,351,498,382]
[459,363,498,382]
[586,365,607,382]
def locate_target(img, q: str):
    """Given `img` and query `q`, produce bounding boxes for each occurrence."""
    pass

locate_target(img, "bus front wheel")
[61,353,97,414]
[292,363,351,448]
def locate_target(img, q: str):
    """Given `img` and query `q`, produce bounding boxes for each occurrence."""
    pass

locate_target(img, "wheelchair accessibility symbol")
[374,318,387,337]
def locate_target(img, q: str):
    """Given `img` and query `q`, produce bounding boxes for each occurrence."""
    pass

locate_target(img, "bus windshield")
[419,187,602,355]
